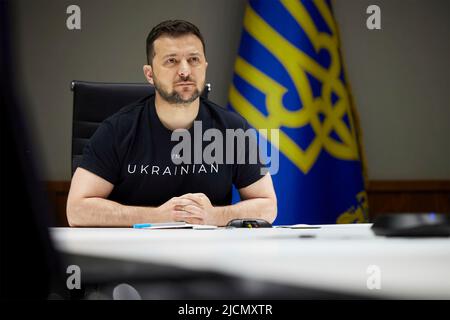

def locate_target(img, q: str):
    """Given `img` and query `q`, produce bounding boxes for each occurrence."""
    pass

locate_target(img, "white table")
[50,224,450,299]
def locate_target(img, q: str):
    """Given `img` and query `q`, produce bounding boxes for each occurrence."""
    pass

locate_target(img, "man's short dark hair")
[146,20,206,65]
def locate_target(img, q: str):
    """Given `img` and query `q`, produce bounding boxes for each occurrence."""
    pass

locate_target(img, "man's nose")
[178,59,191,78]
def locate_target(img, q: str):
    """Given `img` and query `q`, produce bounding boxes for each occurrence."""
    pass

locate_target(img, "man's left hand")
[176,193,217,225]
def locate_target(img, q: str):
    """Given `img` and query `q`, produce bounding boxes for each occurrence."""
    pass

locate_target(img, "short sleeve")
[232,120,267,189]
[79,121,120,184]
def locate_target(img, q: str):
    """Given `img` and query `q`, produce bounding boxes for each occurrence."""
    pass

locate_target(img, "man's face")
[144,34,208,105]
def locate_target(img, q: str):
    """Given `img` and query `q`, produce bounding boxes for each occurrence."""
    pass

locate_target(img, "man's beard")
[153,74,204,105]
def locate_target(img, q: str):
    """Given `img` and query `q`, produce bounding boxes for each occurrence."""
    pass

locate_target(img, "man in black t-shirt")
[66,20,277,227]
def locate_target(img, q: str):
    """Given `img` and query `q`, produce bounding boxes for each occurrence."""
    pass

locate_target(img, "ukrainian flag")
[228,0,369,224]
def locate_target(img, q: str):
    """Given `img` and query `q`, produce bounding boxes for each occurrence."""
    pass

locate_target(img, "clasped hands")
[158,193,218,225]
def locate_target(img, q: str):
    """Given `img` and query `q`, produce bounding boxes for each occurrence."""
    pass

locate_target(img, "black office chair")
[70,81,211,175]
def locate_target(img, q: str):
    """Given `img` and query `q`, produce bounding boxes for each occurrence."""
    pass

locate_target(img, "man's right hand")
[157,196,199,222]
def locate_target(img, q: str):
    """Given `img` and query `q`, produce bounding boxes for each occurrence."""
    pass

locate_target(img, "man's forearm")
[67,197,167,227]
[213,198,277,226]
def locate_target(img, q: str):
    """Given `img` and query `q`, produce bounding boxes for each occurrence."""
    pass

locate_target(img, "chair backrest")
[70,80,211,175]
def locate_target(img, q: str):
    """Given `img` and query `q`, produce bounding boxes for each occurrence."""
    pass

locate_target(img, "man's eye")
[166,58,177,64]
[189,57,200,64]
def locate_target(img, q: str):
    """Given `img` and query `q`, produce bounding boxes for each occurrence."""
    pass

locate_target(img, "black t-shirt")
[79,94,265,207]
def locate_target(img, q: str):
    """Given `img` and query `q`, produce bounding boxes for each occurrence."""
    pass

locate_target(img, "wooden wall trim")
[368,180,450,192]
[45,181,70,226]
[45,180,450,226]
[46,181,71,192]
[47,180,450,194]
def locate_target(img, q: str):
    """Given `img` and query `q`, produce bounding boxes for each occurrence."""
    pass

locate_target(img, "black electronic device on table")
[371,213,450,237]
[226,219,272,228]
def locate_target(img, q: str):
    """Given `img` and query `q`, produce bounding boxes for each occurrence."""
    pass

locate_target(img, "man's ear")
[143,65,154,85]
